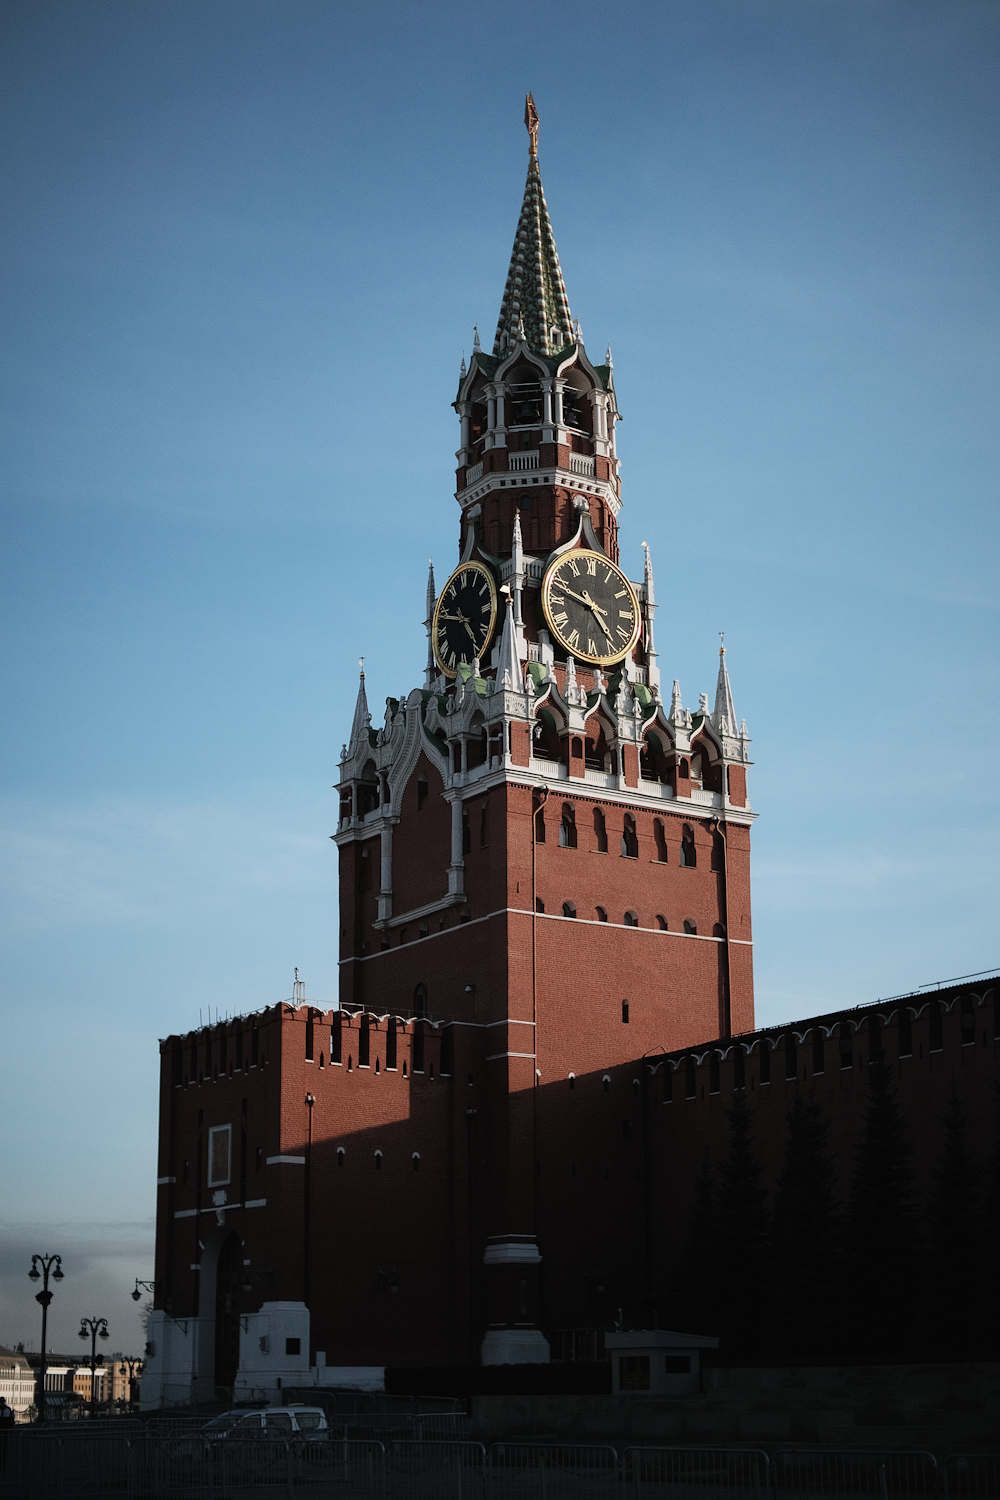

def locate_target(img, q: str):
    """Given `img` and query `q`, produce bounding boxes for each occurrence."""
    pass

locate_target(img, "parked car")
[201,1407,328,1441]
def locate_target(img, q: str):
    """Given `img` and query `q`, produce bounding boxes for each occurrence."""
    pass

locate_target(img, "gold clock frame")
[431,560,499,679]
[540,550,642,667]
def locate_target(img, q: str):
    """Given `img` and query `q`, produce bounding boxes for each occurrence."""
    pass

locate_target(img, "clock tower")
[334,97,755,1365]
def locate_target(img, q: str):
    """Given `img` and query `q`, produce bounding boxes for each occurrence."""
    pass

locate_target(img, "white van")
[202,1406,328,1440]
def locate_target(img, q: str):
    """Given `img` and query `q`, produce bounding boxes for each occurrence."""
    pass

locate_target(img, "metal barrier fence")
[488,1443,620,1499]
[386,1440,487,1499]
[4,1433,997,1500]
[943,1454,1000,1498]
[329,1412,471,1444]
[772,1448,939,1497]
[624,1446,770,1497]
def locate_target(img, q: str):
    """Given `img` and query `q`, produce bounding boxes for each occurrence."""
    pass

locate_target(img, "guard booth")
[604,1330,719,1396]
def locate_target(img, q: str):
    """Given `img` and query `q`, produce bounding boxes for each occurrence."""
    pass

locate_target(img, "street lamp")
[118,1355,142,1411]
[78,1317,109,1419]
[28,1253,63,1424]
[131,1279,155,1302]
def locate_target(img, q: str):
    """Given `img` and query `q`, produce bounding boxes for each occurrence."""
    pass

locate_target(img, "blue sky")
[1,0,997,1352]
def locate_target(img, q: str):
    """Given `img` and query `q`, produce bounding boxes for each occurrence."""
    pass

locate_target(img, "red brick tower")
[334,96,756,1365]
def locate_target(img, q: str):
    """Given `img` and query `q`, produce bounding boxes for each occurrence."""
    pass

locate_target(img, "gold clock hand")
[580,589,610,618]
[557,584,600,611]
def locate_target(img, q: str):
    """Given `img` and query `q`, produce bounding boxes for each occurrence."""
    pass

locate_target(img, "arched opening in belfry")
[214,1232,242,1394]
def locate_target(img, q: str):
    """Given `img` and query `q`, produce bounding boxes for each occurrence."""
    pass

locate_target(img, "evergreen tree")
[714,1092,769,1352]
[981,1080,1000,1355]
[670,1156,720,1335]
[845,1049,917,1356]
[770,1091,840,1356]
[925,1080,979,1356]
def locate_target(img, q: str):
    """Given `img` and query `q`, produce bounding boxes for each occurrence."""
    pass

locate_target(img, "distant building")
[0,1347,37,1420]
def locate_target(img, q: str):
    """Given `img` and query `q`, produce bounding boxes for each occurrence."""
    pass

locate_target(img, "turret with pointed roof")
[493,94,574,359]
[713,640,737,737]
[347,665,371,755]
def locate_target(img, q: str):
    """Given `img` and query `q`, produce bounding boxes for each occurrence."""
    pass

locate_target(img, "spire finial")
[359,656,365,677]
[472,325,481,352]
[720,631,725,655]
[525,92,539,158]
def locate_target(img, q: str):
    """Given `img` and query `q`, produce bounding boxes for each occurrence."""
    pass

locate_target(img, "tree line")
[666,1047,1000,1361]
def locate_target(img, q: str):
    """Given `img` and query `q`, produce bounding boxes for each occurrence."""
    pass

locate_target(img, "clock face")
[541,550,641,667]
[432,561,498,678]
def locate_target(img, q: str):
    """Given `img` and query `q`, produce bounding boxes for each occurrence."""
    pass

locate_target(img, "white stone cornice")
[456,464,621,519]
[373,890,466,932]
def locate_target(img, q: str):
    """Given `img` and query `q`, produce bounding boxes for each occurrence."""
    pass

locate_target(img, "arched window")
[359,760,379,815]
[462,807,471,854]
[412,1153,420,1172]
[374,1150,383,1170]
[331,1013,341,1065]
[640,732,669,783]
[624,910,638,927]
[568,1073,576,1090]
[592,807,608,853]
[417,770,428,810]
[602,1074,611,1093]
[622,1000,630,1023]
[571,736,583,760]
[584,722,609,771]
[337,1147,345,1169]
[656,914,668,931]
[683,919,697,935]
[460,905,471,924]
[359,1015,370,1067]
[562,900,577,919]
[419,922,429,939]
[680,825,696,868]
[653,819,667,863]
[595,905,608,922]
[621,814,638,859]
[533,710,560,761]
[535,897,545,913]
[711,832,725,872]
[679,758,689,780]
[480,800,490,848]
[386,1019,397,1070]
[413,984,428,1019]
[559,803,577,848]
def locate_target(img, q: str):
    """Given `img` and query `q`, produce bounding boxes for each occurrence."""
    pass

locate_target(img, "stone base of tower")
[481,1329,551,1366]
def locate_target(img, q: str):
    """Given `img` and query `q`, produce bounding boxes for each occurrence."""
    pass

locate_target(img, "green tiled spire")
[492,95,574,360]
